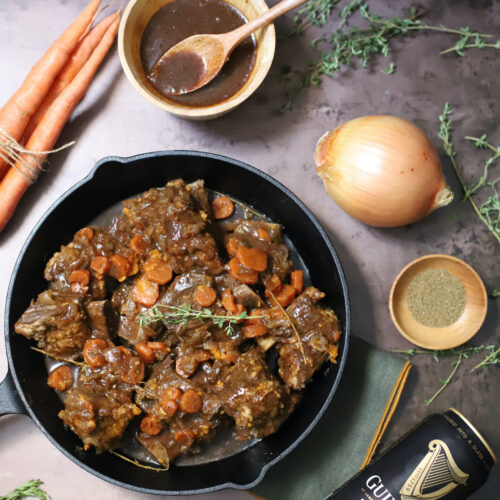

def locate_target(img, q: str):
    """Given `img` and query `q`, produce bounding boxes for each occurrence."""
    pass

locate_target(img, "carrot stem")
[0,18,119,232]
[0,0,101,179]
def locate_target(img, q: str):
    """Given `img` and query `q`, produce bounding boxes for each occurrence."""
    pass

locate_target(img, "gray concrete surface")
[0,0,498,498]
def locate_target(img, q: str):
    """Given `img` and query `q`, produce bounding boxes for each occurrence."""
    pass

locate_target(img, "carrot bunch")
[0,0,120,232]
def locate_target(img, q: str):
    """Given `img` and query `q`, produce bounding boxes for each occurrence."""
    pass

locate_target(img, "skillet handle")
[0,370,27,416]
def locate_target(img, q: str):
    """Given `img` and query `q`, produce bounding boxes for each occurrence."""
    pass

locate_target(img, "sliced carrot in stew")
[242,323,267,338]
[121,357,145,385]
[228,257,258,284]
[174,428,195,445]
[236,246,268,272]
[130,234,147,254]
[222,288,237,313]
[90,256,110,275]
[211,196,234,219]
[147,341,169,355]
[47,365,73,391]
[180,389,203,414]
[163,386,182,401]
[291,270,303,294]
[69,268,90,285]
[144,255,172,285]
[275,284,296,307]
[109,254,131,281]
[135,342,155,364]
[83,339,107,368]
[194,285,217,307]
[176,355,199,378]
[257,228,271,242]
[225,238,241,257]
[160,398,178,418]
[78,226,94,241]
[140,415,163,436]
[244,308,263,326]
[132,276,159,307]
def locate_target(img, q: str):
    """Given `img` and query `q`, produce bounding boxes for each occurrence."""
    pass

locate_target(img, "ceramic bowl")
[389,254,488,350]
[118,0,276,120]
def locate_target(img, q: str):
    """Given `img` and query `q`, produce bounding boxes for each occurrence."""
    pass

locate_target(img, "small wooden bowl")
[389,254,488,350]
[118,0,276,120]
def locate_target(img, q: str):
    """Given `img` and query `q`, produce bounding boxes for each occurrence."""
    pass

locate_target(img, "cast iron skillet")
[0,151,350,495]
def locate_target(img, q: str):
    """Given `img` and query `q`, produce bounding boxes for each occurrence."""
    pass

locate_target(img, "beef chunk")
[276,287,341,390]
[58,345,143,452]
[14,290,90,358]
[44,226,136,299]
[85,300,116,341]
[224,220,291,280]
[214,349,297,439]
[122,180,222,274]
[135,359,222,466]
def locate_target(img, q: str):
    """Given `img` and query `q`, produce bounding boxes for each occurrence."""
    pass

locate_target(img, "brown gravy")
[141,0,256,108]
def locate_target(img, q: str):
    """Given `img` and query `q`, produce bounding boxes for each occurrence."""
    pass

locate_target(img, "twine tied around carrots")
[0,127,74,184]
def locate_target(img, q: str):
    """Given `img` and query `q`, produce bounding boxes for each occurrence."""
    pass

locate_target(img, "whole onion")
[314,115,454,227]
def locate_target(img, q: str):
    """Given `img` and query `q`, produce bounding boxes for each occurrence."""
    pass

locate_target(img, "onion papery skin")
[315,116,454,227]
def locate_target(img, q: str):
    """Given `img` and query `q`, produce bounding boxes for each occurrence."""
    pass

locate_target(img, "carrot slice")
[236,246,268,272]
[225,238,241,257]
[228,258,258,285]
[212,196,234,219]
[194,285,217,307]
[132,276,159,307]
[90,256,110,275]
[69,268,90,285]
[222,288,237,313]
[144,255,172,284]
[291,270,304,294]
[78,226,94,241]
[130,235,147,254]
[242,323,267,338]
[257,228,271,242]
[109,254,131,281]
[275,284,296,307]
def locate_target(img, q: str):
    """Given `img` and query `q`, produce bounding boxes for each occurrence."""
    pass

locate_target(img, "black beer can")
[327,408,496,500]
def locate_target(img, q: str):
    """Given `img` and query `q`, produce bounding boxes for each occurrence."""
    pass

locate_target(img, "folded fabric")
[250,336,411,500]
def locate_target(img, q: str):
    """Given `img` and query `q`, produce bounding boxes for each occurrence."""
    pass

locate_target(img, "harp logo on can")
[400,439,469,499]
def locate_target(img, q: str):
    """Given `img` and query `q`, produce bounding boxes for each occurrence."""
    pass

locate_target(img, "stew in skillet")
[14,179,341,468]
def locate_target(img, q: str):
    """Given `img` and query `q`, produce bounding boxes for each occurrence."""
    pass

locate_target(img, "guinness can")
[327,408,496,500]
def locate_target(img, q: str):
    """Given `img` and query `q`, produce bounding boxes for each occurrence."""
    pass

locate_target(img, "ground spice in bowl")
[407,268,466,328]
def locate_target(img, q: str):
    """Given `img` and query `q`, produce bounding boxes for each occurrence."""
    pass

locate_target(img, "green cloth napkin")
[251,336,410,500]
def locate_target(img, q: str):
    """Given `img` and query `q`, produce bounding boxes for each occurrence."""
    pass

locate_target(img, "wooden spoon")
[148,0,307,95]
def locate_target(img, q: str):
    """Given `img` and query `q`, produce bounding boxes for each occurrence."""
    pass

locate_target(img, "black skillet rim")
[4,150,351,495]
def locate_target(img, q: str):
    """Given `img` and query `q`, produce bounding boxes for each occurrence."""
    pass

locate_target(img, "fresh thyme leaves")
[0,480,50,500]
[139,304,249,336]
[283,2,499,111]
[382,62,396,75]
[490,289,499,298]
[472,347,500,371]
[291,0,342,35]
[393,345,499,404]
[438,103,500,244]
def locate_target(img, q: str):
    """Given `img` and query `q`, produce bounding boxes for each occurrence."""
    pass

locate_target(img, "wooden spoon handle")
[225,0,307,47]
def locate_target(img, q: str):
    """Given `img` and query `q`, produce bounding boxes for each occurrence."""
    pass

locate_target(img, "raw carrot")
[0,18,119,232]
[22,12,118,143]
[0,0,101,179]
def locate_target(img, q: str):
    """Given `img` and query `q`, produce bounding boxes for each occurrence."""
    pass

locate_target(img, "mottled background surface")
[0,0,498,498]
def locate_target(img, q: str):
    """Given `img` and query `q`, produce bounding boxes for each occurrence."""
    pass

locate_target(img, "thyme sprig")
[139,304,250,336]
[438,103,500,245]
[0,480,50,500]
[394,345,499,405]
[30,346,85,367]
[282,1,499,111]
